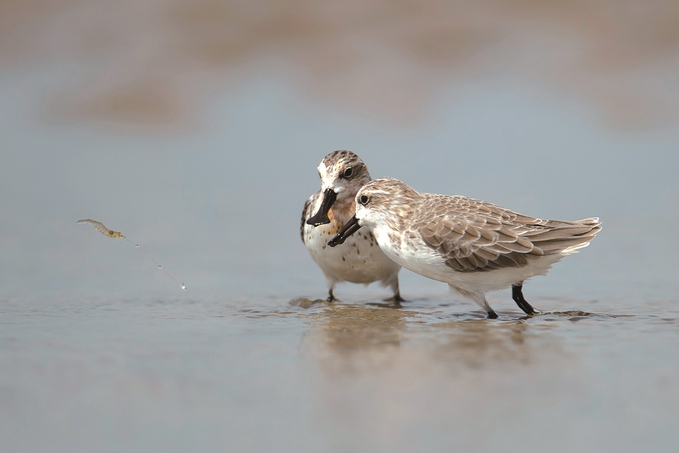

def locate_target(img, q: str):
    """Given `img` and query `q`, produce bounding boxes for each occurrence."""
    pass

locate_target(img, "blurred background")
[1,2,679,452]
[1,0,679,298]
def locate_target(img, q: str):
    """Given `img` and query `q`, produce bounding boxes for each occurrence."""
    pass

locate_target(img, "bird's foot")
[383,293,405,304]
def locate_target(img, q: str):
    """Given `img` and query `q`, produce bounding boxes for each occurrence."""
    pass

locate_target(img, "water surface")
[2,291,678,452]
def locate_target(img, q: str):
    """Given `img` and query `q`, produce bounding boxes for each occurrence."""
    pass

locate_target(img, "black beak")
[328,215,362,247]
[306,188,337,226]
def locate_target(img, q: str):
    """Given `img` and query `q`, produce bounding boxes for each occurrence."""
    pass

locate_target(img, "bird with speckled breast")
[301,151,402,302]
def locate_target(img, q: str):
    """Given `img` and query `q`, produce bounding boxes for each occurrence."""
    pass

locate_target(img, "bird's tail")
[524,217,602,255]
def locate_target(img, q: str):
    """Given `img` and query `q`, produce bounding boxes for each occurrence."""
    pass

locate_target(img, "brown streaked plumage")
[329,177,601,318]
[301,151,402,302]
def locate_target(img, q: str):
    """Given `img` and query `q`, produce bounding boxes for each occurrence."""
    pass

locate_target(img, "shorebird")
[328,177,601,318]
[301,151,402,302]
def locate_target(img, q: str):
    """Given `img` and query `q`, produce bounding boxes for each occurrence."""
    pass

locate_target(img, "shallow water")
[2,291,678,452]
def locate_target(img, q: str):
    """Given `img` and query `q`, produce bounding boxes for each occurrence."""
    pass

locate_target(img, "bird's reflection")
[302,304,411,375]
[303,301,571,376]
[299,300,577,449]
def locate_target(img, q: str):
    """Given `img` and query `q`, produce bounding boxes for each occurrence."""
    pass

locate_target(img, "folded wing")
[414,195,601,273]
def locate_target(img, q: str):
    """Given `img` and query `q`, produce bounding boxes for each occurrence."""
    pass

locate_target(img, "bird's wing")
[413,196,545,273]
[300,194,315,243]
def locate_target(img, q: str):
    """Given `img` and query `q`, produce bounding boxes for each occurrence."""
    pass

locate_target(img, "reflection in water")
[304,303,570,373]
[300,303,578,450]
[307,304,411,365]
[427,320,534,369]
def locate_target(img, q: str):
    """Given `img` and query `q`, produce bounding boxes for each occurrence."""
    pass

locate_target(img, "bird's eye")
[342,167,353,178]
[359,195,370,205]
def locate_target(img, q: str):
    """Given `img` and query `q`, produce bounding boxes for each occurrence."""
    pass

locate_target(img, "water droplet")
[135,244,140,248]
[181,283,187,291]
[157,265,162,269]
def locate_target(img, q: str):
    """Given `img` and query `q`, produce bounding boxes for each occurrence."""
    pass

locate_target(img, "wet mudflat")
[2,291,677,452]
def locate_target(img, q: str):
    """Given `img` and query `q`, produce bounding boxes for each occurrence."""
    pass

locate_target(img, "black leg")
[487,309,498,319]
[326,288,336,302]
[392,291,405,303]
[512,282,538,315]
